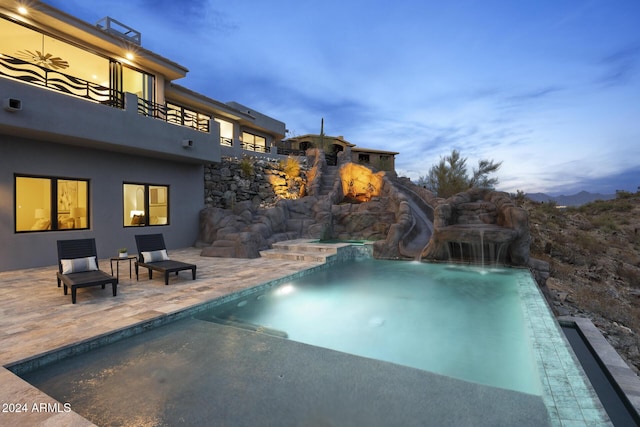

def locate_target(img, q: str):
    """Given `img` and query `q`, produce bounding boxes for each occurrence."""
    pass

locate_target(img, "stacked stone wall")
[204,157,307,209]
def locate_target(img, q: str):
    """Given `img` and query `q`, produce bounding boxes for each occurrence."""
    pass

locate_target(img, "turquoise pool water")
[198,259,541,395]
[20,258,609,425]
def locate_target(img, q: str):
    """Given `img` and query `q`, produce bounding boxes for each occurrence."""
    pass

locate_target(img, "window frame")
[123,182,170,227]
[14,174,90,233]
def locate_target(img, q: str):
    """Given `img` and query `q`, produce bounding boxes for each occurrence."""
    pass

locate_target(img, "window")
[214,118,234,146]
[123,65,154,104]
[15,175,89,232]
[123,183,169,227]
[166,102,210,132]
[358,153,370,163]
[242,131,267,153]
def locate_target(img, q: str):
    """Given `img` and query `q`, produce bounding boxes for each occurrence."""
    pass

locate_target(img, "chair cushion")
[61,256,98,274]
[141,249,170,262]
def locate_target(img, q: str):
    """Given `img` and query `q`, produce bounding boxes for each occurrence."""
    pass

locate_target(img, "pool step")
[260,239,346,263]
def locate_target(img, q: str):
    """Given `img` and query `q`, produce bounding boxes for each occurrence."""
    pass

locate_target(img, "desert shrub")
[572,231,601,253]
[590,216,619,232]
[240,156,254,176]
[578,199,633,215]
[279,156,300,179]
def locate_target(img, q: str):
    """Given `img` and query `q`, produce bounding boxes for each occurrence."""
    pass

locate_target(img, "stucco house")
[278,134,398,171]
[0,0,286,271]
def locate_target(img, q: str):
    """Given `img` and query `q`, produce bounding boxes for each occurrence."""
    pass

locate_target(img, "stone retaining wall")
[204,157,307,209]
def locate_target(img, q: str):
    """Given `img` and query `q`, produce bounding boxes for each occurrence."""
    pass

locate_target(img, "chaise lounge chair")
[134,234,197,286]
[56,238,118,304]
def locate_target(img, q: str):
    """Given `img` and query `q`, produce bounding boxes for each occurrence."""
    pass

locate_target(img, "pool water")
[197,259,541,395]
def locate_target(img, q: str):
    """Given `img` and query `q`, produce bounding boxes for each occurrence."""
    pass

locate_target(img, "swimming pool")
[19,258,610,425]
[198,259,540,395]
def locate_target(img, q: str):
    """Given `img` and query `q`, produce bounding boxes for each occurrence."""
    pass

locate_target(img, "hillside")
[522,191,640,372]
[526,190,615,206]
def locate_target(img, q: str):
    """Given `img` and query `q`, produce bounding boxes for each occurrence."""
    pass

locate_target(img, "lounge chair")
[134,234,196,285]
[56,238,118,304]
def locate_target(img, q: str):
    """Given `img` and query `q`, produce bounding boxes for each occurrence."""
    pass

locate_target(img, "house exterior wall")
[0,79,220,163]
[0,136,204,271]
[0,0,289,272]
[351,150,397,172]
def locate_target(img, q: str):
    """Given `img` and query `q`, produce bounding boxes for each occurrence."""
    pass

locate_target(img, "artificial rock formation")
[197,151,413,258]
[421,188,531,266]
[197,152,533,269]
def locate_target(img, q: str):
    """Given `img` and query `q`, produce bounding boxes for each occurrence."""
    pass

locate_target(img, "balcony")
[1,54,213,136]
[0,76,220,164]
[0,54,122,107]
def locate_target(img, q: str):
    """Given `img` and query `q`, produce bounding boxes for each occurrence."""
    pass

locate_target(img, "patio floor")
[0,248,325,426]
[0,247,607,426]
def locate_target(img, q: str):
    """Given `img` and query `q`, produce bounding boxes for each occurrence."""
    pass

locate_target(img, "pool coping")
[558,316,640,421]
[4,261,332,377]
[516,267,612,426]
[1,245,637,426]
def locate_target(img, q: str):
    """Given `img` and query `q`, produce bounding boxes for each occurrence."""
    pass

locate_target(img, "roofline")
[286,134,356,147]
[351,147,399,155]
[0,0,189,80]
[167,83,254,121]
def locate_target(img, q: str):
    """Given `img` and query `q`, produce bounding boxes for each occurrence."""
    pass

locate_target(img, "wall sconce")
[181,139,193,149]
[3,98,22,112]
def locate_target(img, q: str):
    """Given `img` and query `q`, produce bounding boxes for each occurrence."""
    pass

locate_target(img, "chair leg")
[57,277,61,288]
[112,283,117,297]
[165,273,169,286]
[71,287,77,304]
[192,267,196,280]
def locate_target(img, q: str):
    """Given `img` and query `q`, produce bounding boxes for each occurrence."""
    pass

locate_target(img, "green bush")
[279,156,300,179]
[240,156,254,176]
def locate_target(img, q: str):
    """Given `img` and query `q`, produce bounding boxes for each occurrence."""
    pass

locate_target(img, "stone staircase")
[319,165,339,196]
[259,239,340,263]
[258,238,370,263]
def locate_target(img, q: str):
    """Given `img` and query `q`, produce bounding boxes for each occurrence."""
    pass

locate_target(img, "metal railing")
[1,53,212,134]
[241,142,270,153]
[220,137,233,147]
[275,147,305,156]
[137,98,210,133]
[0,54,123,108]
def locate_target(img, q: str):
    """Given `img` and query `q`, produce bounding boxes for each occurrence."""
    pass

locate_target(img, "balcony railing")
[241,142,270,153]
[221,137,233,147]
[276,147,305,156]
[0,54,123,108]
[137,98,210,133]
[2,53,212,134]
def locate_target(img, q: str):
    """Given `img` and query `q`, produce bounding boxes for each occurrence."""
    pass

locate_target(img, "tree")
[417,149,502,198]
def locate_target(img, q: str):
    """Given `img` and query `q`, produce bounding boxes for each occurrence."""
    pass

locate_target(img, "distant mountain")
[526,190,615,206]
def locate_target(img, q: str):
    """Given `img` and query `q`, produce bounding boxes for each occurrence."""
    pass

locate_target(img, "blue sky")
[43,0,640,195]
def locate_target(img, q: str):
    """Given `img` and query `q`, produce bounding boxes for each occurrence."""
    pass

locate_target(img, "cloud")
[596,43,640,87]
[505,85,565,102]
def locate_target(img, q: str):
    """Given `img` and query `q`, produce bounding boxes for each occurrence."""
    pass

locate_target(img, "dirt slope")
[523,191,640,372]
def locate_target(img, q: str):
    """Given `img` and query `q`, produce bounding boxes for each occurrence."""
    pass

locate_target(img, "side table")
[110,255,137,280]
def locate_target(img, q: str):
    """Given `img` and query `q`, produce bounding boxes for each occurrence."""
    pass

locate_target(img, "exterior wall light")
[3,98,22,112]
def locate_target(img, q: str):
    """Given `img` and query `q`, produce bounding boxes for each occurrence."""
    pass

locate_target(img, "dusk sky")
[43,0,640,195]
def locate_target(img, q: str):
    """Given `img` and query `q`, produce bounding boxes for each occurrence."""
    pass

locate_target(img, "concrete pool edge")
[516,269,613,425]
[558,315,640,420]
[4,261,332,377]
[1,247,631,426]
